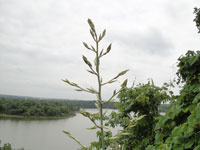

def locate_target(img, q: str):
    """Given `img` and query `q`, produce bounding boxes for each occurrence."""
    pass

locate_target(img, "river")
[0,109,119,150]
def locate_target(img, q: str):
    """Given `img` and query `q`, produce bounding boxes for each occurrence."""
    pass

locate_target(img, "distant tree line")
[65,100,117,109]
[66,100,169,112]
[0,98,79,118]
[0,141,24,150]
[0,95,168,118]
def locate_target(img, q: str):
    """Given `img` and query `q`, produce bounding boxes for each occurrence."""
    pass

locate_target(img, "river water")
[0,109,119,150]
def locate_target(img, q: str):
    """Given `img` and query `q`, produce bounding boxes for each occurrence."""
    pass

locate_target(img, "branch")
[62,79,98,94]
[100,44,112,58]
[83,42,96,52]
[101,70,129,86]
[102,79,128,105]
[63,130,88,149]
[80,109,101,129]
[88,19,98,41]
[98,29,106,42]
[102,89,120,104]
[82,55,98,76]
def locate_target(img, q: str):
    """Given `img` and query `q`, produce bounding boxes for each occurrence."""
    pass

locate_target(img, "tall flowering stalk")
[63,19,128,150]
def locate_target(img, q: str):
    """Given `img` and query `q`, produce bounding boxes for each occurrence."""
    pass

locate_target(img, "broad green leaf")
[173,145,184,150]
[194,145,200,150]
[155,132,163,144]
[193,93,200,103]
[146,145,155,150]
[181,123,193,137]
[187,114,196,125]
[169,105,182,119]
[194,105,200,121]
[184,104,195,113]
[184,138,194,149]
[169,111,175,119]
[189,55,198,66]
[173,137,183,144]
[171,126,182,137]
[155,115,169,130]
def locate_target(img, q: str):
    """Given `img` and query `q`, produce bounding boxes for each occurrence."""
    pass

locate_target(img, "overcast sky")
[0,0,200,100]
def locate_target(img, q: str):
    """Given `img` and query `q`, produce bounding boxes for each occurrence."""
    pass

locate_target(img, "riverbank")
[0,111,78,120]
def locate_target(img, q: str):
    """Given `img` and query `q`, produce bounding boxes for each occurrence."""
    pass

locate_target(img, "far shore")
[0,112,78,120]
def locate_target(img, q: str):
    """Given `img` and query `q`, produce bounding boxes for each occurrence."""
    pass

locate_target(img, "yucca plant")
[63,19,128,150]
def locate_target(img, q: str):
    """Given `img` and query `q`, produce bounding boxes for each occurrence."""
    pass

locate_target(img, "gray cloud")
[0,0,199,99]
[110,27,174,56]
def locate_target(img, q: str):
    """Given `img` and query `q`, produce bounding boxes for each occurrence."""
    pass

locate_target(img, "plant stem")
[96,40,105,150]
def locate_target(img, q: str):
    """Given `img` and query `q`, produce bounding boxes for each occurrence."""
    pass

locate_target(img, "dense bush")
[147,50,200,150]
[107,81,172,150]
[194,7,200,33]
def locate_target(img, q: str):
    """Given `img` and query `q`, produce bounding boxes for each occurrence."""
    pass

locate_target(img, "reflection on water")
[0,109,119,150]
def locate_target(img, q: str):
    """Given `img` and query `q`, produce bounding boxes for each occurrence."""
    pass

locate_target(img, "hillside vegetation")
[0,97,79,118]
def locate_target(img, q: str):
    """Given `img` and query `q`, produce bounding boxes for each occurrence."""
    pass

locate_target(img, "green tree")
[194,7,200,33]
[147,51,200,150]
[107,80,172,150]
[0,141,24,150]
[1,143,12,150]
[146,8,200,149]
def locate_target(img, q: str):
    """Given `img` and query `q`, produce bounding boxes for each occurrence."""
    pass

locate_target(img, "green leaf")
[87,18,95,31]
[171,126,182,137]
[118,70,129,76]
[82,55,92,68]
[87,126,97,130]
[83,42,91,50]
[103,126,110,130]
[155,132,163,144]
[121,79,128,88]
[87,70,95,75]
[173,137,184,144]
[86,87,98,94]
[63,130,88,149]
[169,105,182,119]
[173,145,184,150]
[189,55,198,66]
[183,104,195,113]
[99,29,106,41]
[194,105,200,121]
[169,111,175,119]
[146,145,155,150]
[181,123,193,137]
[193,93,200,103]
[184,139,194,149]
[194,145,200,150]
[102,29,106,38]
[99,49,104,57]
[155,115,169,130]
[103,43,112,55]
[187,114,196,125]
